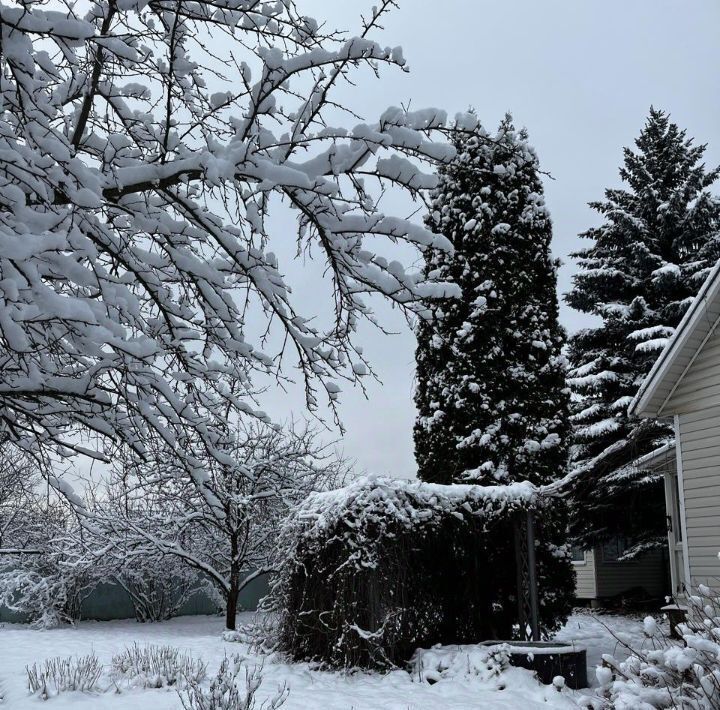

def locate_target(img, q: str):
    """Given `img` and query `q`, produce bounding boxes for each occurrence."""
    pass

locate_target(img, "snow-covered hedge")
[270,476,574,668]
[592,586,720,709]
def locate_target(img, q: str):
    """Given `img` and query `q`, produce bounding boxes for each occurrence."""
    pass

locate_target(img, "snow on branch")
[0,0,464,465]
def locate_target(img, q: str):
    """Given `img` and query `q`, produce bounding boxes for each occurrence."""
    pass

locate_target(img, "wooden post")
[525,509,540,641]
[514,508,540,641]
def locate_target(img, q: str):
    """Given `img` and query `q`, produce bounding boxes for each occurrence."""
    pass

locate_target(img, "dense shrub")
[270,477,574,669]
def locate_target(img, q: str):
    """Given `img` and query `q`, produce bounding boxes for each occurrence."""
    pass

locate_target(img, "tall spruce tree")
[566,108,720,551]
[414,117,570,490]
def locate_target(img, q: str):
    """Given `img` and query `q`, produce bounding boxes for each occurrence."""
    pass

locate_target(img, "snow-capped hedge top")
[288,475,538,558]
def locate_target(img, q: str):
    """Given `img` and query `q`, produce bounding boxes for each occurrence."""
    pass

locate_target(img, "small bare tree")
[83,421,347,629]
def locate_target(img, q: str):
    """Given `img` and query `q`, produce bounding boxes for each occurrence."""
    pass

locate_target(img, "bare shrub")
[111,643,206,688]
[222,615,280,656]
[179,656,288,710]
[26,654,102,699]
[586,584,720,709]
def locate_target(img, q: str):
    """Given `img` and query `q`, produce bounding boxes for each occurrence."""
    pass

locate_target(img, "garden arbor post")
[514,508,540,641]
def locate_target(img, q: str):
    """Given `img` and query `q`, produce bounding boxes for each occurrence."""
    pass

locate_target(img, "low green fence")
[0,575,269,623]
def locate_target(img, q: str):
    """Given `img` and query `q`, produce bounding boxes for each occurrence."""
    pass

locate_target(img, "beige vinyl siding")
[573,549,597,599]
[594,548,668,598]
[664,337,720,414]
[665,332,720,587]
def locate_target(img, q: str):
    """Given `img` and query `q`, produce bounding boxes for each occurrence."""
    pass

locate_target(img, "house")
[630,259,720,596]
[572,444,672,605]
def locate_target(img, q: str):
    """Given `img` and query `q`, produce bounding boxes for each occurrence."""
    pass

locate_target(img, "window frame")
[570,545,586,565]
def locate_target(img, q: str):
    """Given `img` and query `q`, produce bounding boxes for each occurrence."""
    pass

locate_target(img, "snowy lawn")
[553,609,655,684]
[0,611,649,709]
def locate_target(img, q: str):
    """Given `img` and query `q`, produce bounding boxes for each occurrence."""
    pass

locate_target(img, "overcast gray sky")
[259,1,720,480]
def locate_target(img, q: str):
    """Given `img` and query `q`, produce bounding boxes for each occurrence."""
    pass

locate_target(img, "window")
[600,536,627,562]
[570,546,585,563]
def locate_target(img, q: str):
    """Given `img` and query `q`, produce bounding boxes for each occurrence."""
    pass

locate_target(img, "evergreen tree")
[566,108,720,551]
[414,117,570,491]
[414,117,575,632]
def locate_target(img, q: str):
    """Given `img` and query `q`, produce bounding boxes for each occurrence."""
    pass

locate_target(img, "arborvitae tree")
[414,117,571,490]
[413,117,574,634]
[566,108,720,552]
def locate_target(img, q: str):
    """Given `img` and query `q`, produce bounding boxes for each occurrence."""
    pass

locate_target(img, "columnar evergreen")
[566,108,720,551]
[414,117,570,491]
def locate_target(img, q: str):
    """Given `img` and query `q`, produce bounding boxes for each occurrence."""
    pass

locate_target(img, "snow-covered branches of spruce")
[565,109,720,549]
[0,0,468,472]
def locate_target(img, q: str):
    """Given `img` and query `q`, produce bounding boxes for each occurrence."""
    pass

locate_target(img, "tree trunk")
[225,584,239,631]
[226,537,240,630]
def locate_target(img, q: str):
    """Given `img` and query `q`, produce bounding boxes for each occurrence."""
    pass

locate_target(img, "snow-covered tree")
[0,1,464,483]
[84,421,347,630]
[412,119,573,636]
[566,108,720,551]
[0,442,39,551]
[414,117,570,489]
[0,496,97,627]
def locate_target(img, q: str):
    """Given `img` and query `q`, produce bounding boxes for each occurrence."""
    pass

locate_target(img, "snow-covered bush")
[411,644,509,684]
[223,616,279,656]
[592,586,720,709]
[26,654,102,699]
[0,558,92,628]
[179,656,288,710]
[270,476,575,668]
[0,448,96,626]
[114,558,208,623]
[111,643,207,688]
[0,502,97,627]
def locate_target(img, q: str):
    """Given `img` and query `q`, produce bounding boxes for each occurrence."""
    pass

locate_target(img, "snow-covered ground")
[0,611,649,709]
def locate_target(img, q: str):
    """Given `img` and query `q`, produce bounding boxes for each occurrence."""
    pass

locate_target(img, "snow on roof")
[604,441,676,485]
[630,259,720,418]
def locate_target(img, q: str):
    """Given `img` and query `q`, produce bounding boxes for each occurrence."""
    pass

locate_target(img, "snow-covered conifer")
[566,108,720,550]
[414,117,570,490]
[413,118,574,627]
